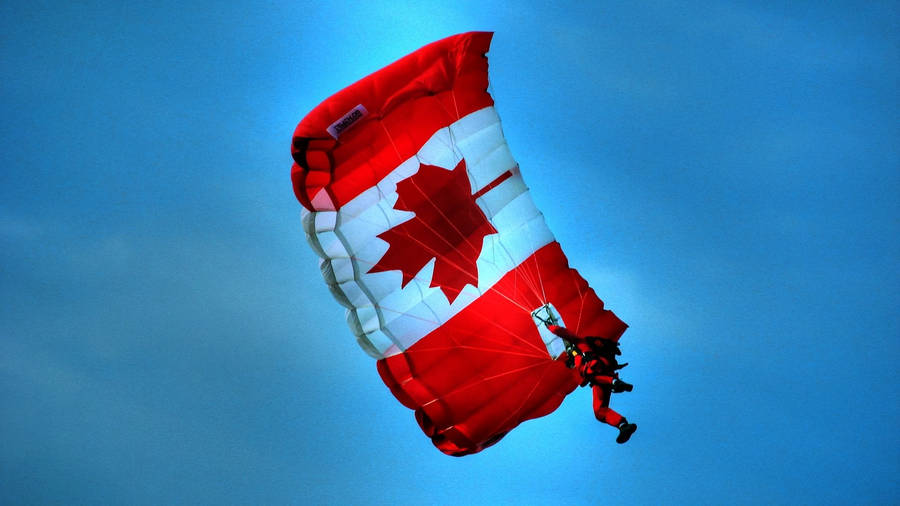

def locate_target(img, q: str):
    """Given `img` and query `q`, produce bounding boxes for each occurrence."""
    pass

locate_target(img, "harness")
[576,348,628,387]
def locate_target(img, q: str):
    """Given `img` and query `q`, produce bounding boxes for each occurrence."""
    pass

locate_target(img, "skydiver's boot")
[612,379,633,393]
[616,419,637,444]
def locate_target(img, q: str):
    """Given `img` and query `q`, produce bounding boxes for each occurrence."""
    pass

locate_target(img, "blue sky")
[2,1,898,504]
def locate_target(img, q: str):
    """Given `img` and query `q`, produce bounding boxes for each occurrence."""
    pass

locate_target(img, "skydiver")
[548,324,637,444]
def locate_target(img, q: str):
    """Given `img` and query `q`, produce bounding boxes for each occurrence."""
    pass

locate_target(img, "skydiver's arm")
[547,325,590,345]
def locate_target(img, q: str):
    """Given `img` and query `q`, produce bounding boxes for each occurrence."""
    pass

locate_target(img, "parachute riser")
[530,303,577,364]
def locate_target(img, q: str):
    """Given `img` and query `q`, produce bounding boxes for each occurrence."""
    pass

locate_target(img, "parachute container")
[291,32,627,456]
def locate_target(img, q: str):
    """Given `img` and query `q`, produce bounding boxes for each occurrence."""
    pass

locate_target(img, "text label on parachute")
[326,104,368,139]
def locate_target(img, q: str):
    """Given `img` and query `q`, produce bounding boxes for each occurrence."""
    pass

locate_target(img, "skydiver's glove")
[611,379,633,393]
[613,362,628,370]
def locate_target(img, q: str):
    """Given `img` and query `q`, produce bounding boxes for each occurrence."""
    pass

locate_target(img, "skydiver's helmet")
[588,336,622,356]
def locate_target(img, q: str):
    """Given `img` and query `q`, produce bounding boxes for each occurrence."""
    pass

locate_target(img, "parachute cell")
[291,32,627,456]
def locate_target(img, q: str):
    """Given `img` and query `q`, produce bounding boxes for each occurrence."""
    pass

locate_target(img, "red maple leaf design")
[368,159,497,303]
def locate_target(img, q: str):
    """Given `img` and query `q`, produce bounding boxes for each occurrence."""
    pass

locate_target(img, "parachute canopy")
[291,32,627,456]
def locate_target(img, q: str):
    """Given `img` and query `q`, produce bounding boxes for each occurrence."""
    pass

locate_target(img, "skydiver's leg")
[584,360,614,385]
[591,385,623,427]
[592,375,615,386]
[592,385,636,443]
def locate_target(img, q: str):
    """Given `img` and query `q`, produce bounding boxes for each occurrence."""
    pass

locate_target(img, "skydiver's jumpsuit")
[548,325,625,427]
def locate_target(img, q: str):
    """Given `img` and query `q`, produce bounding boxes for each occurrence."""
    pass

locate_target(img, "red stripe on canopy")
[377,241,627,456]
[291,32,495,211]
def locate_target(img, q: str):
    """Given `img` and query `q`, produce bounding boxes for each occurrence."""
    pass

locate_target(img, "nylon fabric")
[377,242,625,455]
[290,31,628,455]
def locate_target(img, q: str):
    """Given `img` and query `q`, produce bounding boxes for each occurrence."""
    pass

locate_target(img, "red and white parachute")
[290,32,627,456]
